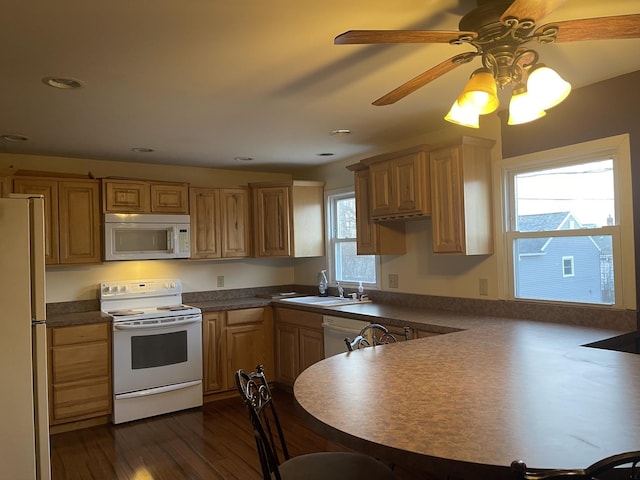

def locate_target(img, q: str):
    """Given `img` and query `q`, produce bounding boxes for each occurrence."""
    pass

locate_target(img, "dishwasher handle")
[321,321,364,335]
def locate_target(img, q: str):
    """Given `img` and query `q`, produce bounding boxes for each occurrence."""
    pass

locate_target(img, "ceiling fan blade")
[535,14,640,42]
[500,0,568,24]
[372,53,477,106]
[334,30,477,45]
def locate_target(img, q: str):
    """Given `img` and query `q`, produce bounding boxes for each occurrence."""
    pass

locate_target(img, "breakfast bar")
[293,318,640,480]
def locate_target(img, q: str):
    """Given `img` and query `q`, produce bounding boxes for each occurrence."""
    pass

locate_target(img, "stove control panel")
[100,279,182,299]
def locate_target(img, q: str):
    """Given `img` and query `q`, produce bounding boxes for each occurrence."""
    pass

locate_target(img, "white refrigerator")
[0,195,51,480]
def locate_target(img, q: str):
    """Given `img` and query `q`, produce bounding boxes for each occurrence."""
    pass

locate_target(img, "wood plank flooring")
[50,391,417,480]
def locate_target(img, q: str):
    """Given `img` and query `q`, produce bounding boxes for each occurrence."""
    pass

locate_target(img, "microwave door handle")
[167,227,174,252]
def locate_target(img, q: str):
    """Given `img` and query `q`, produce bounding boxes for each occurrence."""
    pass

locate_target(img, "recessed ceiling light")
[317,152,335,157]
[131,147,154,153]
[330,129,352,136]
[1,134,29,142]
[42,77,85,89]
[234,156,254,162]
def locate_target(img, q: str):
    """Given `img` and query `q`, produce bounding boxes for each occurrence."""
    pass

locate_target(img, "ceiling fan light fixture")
[457,69,500,115]
[508,84,547,125]
[526,64,572,110]
[445,100,480,128]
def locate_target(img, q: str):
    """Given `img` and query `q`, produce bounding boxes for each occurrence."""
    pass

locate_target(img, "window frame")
[562,256,575,278]
[325,187,380,289]
[495,134,635,309]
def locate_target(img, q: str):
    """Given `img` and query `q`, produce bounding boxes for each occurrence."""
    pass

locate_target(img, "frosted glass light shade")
[527,65,571,110]
[457,70,499,115]
[508,85,546,125]
[445,100,480,128]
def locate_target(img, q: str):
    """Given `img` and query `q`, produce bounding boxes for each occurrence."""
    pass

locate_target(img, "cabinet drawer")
[226,307,264,326]
[51,378,111,422]
[51,342,110,384]
[51,323,109,346]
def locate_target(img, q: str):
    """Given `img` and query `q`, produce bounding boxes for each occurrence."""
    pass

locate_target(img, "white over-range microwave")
[104,214,191,261]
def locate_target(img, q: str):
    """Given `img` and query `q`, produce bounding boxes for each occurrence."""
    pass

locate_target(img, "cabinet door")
[202,311,224,393]
[189,187,222,259]
[0,176,10,197]
[369,160,393,218]
[275,323,299,386]
[58,180,101,264]
[225,308,273,389]
[151,183,189,214]
[220,188,251,258]
[103,179,150,213]
[393,152,430,216]
[299,328,324,373]
[253,186,291,257]
[13,177,60,265]
[430,146,465,253]
[354,169,405,255]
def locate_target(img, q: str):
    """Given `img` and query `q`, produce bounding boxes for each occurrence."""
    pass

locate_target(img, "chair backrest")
[235,365,289,480]
[510,451,640,479]
[345,323,410,352]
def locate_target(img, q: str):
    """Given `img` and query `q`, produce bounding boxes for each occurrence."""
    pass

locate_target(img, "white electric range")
[100,279,203,424]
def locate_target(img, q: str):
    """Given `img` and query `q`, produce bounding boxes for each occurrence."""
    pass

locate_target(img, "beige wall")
[293,115,503,299]
[1,152,294,303]
[2,116,504,303]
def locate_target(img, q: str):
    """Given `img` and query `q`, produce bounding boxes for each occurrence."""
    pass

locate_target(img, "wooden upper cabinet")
[252,185,291,257]
[13,177,60,264]
[430,136,495,255]
[190,187,221,259]
[103,179,188,214]
[352,167,405,255]
[58,181,101,264]
[150,183,189,213]
[250,181,325,258]
[220,188,250,258]
[0,176,11,197]
[367,145,431,221]
[103,179,149,213]
[12,177,101,265]
[189,187,250,259]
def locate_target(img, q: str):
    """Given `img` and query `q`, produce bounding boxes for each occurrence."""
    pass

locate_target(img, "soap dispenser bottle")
[318,270,329,297]
[357,281,365,299]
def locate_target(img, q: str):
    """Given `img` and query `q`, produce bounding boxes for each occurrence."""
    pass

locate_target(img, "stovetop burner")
[108,309,144,316]
[99,279,201,322]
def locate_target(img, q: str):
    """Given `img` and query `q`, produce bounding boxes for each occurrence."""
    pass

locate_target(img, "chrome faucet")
[336,282,344,298]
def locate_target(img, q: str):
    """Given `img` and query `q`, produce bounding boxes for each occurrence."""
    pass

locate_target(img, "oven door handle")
[116,380,202,400]
[113,317,202,330]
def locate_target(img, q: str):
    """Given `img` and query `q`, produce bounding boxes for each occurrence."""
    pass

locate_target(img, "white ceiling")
[1,0,639,171]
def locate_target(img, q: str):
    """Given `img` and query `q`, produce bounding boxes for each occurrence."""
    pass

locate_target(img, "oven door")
[112,314,202,395]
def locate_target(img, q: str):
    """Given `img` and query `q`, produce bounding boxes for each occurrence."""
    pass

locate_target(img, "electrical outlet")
[479,278,488,296]
[388,273,399,289]
[217,275,225,287]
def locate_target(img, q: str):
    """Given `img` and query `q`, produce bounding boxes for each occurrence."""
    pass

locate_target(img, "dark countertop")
[294,317,635,479]
[47,310,113,327]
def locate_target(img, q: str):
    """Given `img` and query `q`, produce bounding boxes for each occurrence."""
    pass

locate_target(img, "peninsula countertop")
[293,317,638,479]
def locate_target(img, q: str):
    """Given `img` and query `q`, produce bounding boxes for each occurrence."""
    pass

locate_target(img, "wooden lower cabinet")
[48,323,111,430]
[274,307,324,388]
[202,311,224,393]
[202,307,274,398]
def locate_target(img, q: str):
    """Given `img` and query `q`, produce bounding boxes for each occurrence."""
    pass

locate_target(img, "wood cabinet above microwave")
[102,178,189,214]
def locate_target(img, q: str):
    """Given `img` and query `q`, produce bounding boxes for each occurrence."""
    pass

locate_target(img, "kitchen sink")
[279,295,371,307]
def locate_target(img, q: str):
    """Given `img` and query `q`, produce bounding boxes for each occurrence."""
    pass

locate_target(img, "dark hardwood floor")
[50,391,417,479]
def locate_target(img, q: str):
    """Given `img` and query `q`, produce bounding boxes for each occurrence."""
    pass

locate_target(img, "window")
[500,135,634,308]
[326,190,378,286]
[562,256,574,278]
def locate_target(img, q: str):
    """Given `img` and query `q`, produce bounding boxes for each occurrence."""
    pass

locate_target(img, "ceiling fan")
[335,0,640,119]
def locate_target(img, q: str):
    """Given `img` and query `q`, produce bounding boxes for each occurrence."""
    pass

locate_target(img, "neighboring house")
[516,212,613,304]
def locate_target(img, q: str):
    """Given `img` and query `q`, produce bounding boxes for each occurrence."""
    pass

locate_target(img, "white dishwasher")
[322,315,369,357]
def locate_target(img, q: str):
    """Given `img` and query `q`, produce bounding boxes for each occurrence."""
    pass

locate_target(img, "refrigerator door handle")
[29,197,47,322]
